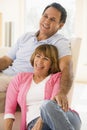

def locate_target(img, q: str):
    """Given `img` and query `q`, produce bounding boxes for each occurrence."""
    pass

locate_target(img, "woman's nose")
[39,58,43,62]
[38,58,44,63]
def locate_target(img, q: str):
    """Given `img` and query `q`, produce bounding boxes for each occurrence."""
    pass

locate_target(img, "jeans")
[27,100,81,130]
[27,117,51,130]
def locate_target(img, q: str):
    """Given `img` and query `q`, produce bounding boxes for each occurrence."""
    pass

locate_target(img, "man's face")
[39,7,64,37]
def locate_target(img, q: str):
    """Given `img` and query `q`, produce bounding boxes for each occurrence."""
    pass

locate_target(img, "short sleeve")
[55,38,71,58]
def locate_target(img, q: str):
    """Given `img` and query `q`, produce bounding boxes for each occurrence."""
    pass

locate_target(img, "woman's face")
[39,7,64,38]
[34,53,51,76]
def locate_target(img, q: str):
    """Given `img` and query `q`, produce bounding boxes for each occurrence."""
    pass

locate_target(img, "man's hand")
[52,92,69,112]
[31,117,43,130]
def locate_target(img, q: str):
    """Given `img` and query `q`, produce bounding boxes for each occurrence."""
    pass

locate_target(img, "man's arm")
[0,56,13,71]
[53,55,73,111]
[59,55,73,94]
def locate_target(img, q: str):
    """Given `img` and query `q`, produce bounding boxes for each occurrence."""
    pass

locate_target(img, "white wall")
[0,0,24,46]
[74,0,87,82]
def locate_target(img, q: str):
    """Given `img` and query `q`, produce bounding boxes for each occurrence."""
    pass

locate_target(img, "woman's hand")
[31,117,43,130]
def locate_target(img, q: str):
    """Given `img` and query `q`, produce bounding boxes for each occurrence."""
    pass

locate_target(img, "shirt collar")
[34,30,58,43]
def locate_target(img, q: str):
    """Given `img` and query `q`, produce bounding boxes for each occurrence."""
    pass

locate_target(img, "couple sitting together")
[0,2,81,130]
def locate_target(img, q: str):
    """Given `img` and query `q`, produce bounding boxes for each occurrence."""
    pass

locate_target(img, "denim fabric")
[27,100,81,130]
[27,117,51,130]
[40,100,81,130]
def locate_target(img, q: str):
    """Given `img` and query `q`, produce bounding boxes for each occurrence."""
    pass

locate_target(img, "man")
[0,2,73,111]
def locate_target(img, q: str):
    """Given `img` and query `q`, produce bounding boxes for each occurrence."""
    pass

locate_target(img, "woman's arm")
[4,74,21,130]
[4,118,14,130]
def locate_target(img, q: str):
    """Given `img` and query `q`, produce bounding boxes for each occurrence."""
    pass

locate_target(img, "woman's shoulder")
[50,72,62,82]
[14,72,33,81]
[51,72,62,77]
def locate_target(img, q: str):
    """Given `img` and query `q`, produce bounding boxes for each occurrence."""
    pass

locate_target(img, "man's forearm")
[53,56,73,111]
[0,56,12,71]
[59,65,73,95]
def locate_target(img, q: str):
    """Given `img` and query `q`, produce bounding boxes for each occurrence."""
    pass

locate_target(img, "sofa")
[0,47,21,130]
[0,38,81,130]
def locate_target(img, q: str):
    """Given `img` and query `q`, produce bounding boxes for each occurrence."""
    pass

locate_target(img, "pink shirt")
[5,72,61,130]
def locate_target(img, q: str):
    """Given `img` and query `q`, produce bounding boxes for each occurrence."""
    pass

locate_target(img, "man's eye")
[50,18,55,22]
[43,15,48,18]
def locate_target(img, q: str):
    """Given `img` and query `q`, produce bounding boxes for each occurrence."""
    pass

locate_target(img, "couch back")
[68,37,81,105]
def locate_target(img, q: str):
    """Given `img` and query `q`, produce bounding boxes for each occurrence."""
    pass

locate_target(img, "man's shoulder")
[19,32,35,41]
[50,33,71,58]
[22,32,35,39]
[49,33,70,47]
[53,33,70,42]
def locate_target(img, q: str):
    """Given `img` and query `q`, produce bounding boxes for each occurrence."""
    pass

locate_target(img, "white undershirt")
[26,75,51,125]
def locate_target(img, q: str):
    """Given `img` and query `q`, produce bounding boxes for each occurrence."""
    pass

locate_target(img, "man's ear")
[59,22,65,30]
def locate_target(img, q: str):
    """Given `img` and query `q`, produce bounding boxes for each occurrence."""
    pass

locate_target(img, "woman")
[4,44,81,130]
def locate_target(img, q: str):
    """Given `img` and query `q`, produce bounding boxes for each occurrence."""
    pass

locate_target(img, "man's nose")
[45,18,50,24]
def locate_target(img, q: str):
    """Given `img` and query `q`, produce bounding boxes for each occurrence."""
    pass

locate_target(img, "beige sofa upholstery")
[0,47,21,130]
[0,38,81,130]
[67,38,81,105]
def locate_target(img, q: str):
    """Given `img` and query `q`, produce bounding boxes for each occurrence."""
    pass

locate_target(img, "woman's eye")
[36,54,40,58]
[44,57,49,61]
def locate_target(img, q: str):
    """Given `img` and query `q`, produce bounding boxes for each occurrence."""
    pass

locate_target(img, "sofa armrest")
[0,47,10,57]
[0,47,10,113]
[0,92,6,113]
[0,91,21,113]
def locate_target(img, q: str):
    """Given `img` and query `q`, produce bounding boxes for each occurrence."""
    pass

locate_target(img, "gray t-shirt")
[3,32,71,75]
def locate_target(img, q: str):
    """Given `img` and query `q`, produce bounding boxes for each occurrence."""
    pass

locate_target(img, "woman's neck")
[33,74,48,84]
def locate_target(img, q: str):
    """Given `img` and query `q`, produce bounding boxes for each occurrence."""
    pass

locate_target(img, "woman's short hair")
[30,44,60,74]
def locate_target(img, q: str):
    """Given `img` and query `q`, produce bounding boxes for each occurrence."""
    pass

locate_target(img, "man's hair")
[42,2,67,23]
[30,44,60,74]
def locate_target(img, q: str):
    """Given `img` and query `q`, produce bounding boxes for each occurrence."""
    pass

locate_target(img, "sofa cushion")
[0,73,13,113]
[0,73,13,92]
